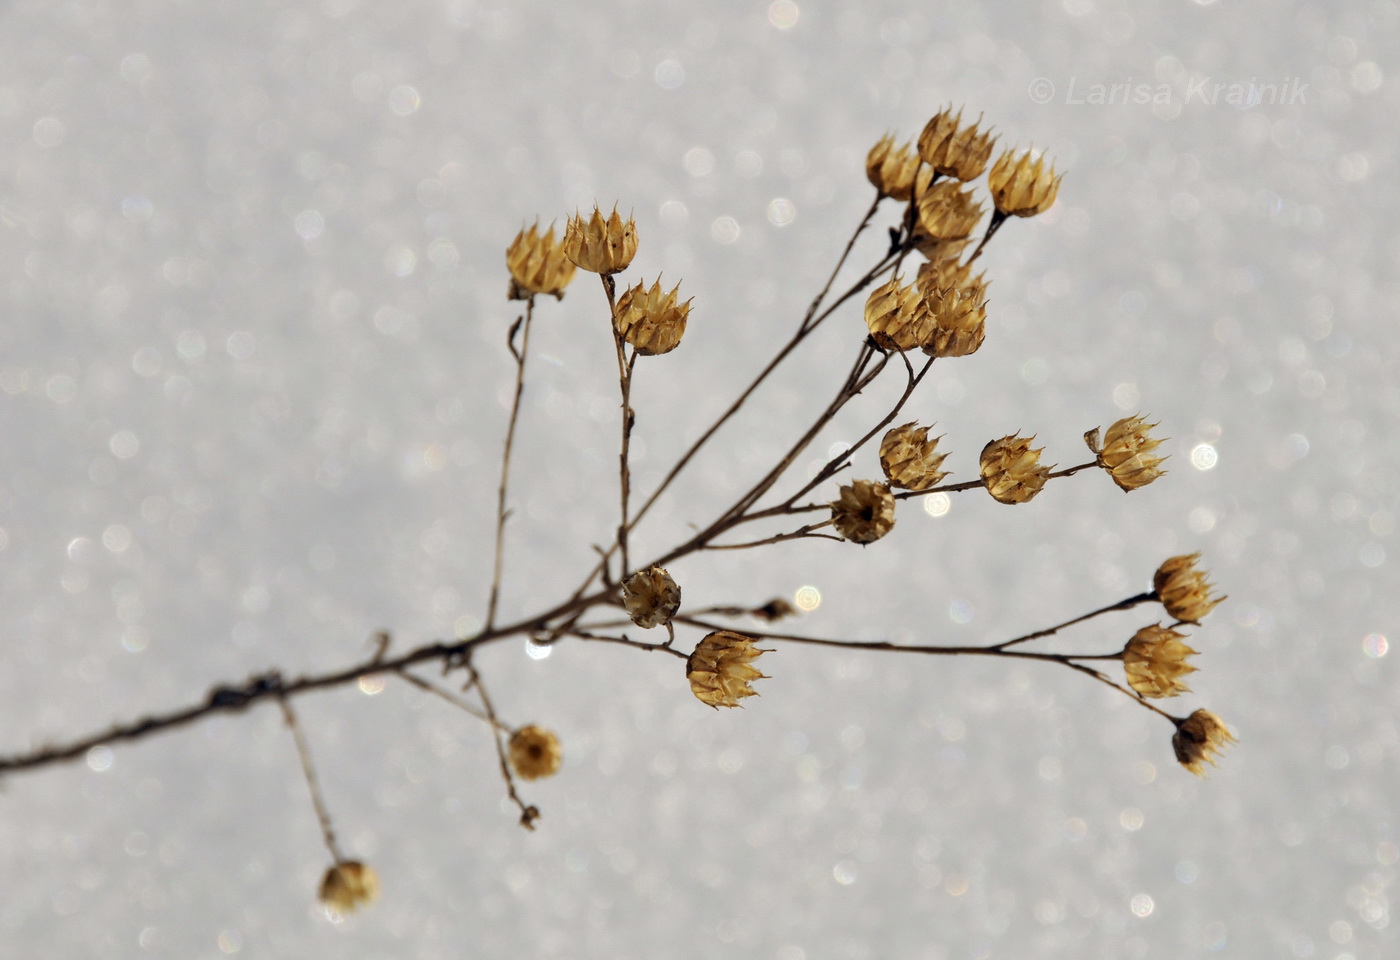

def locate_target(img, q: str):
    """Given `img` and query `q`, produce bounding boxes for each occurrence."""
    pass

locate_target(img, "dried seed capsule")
[879,422,950,491]
[319,861,378,914]
[505,222,576,300]
[614,278,691,356]
[1122,624,1199,698]
[1153,554,1226,623]
[988,148,1062,217]
[979,434,1053,504]
[830,479,897,544]
[921,279,989,359]
[687,630,770,709]
[916,180,985,241]
[563,204,638,275]
[865,134,922,201]
[508,725,563,780]
[864,275,931,352]
[1172,709,1236,777]
[621,565,681,628]
[917,106,997,181]
[916,255,981,296]
[1087,415,1167,491]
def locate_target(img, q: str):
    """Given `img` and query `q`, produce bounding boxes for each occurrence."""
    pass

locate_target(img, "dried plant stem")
[395,669,502,730]
[468,663,538,829]
[988,591,1156,650]
[565,628,689,660]
[279,696,344,862]
[603,274,637,579]
[486,301,535,630]
[968,210,1009,263]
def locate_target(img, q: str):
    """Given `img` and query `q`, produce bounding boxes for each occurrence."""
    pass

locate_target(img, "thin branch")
[988,591,1156,650]
[468,663,539,830]
[279,695,344,863]
[566,628,690,660]
[702,523,842,551]
[394,669,501,729]
[486,300,536,630]
[603,274,635,578]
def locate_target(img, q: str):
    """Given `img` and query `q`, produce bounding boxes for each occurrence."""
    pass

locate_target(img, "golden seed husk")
[687,630,771,709]
[865,134,922,201]
[1172,709,1236,777]
[921,279,989,359]
[506,222,577,300]
[563,204,638,275]
[916,180,986,241]
[864,275,932,352]
[879,422,950,491]
[917,106,997,181]
[979,434,1053,504]
[1122,624,1199,699]
[319,861,378,914]
[508,724,563,780]
[915,253,980,295]
[1088,414,1167,491]
[614,278,691,356]
[988,148,1062,217]
[830,479,897,544]
[1153,553,1226,623]
[621,565,681,628]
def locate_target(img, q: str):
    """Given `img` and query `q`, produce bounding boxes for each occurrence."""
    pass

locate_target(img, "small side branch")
[468,664,539,830]
[279,695,344,862]
[486,301,536,630]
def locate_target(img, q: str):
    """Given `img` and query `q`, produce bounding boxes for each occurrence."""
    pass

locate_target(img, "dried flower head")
[319,861,378,914]
[865,134,922,201]
[922,279,989,359]
[621,565,681,629]
[916,255,981,296]
[917,107,997,181]
[1087,415,1167,491]
[508,724,563,780]
[687,630,770,709]
[979,434,1053,504]
[1122,624,1199,698]
[880,422,950,491]
[563,205,638,275]
[505,222,577,300]
[1154,553,1226,623]
[830,479,897,544]
[988,148,1062,217]
[614,278,691,356]
[917,180,986,241]
[864,275,931,352]
[1172,709,1236,777]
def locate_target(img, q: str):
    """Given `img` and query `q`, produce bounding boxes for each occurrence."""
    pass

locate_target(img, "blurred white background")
[1,0,1395,956]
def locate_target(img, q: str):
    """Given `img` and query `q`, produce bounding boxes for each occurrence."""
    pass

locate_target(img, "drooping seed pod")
[879,422,950,491]
[917,106,997,181]
[916,180,986,241]
[563,204,638,275]
[613,278,690,356]
[865,134,922,201]
[1087,415,1167,491]
[505,222,576,300]
[830,479,897,544]
[922,279,989,359]
[1172,709,1236,778]
[988,148,1062,217]
[1122,624,1199,698]
[319,861,379,914]
[621,565,681,628]
[687,630,770,709]
[979,434,1053,504]
[864,275,931,352]
[1153,554,1226,623]
[508,725,563,780]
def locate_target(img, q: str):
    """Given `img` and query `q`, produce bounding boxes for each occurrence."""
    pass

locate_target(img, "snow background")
[1,0,1395,957]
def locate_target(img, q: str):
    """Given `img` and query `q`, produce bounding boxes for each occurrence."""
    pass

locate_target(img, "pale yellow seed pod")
[687,630,771,709]
[1089,415,1168,491]
[1122,624,1199,698]
[916,180,986,241]
[508,725,563,780]
[621,565,681,628]
[910,233,973,263]
[830,479,897,544]
[614,278,690,356]
[319,861,379,914]
[505,222,576,300]
[979,434,1053,504]
[988,148,1062,217]
[563,205,638,275]
[1172,709,1236,778]
[879,422,950,491]
[865,134,922,201]
[864,275,931,352]
[921,279,989,359]
[1153,553,1226,623]
[917,106,997,181]
[915,253,980,295]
